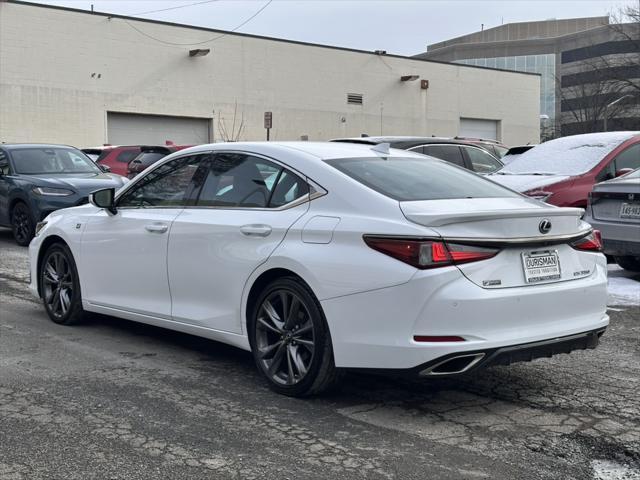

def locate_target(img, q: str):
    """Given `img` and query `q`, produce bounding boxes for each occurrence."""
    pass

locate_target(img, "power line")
[122,0,274,47]
[131,0,220,17]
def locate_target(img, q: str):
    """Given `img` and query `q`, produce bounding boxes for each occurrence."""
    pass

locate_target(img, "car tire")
[11,202,35,246]
[615,256,640,273]
[248,276,342,397]
[39,243,86,325]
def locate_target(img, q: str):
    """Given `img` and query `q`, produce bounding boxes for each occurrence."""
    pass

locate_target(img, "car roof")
[330,136,479,147]
[176,141,427,161]
[1,143,79,150]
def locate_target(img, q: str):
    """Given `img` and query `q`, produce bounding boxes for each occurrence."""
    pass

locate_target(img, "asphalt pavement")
[0,227,639,480]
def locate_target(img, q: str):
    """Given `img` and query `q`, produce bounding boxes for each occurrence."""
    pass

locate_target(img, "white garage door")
[459,118,498,140]
[107,113,211,145]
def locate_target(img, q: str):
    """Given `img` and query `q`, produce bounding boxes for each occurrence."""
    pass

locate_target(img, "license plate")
[522,250,561,283]
[620,202,640,219]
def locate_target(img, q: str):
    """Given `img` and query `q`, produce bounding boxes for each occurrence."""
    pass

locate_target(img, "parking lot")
[0,227,638,480]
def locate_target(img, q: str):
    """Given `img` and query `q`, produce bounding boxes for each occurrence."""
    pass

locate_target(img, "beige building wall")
[0,1,540,147]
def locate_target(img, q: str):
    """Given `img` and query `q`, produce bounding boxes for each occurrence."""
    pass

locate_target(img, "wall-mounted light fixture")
[189,49,210,57]
[400,75,420,82]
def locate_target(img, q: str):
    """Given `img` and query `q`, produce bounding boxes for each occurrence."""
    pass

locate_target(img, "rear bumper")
[414,328,605,377]
[322,257,609,370]
[585,215,640,256]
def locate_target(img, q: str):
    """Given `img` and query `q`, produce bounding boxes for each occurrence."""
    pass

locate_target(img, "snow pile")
[607,264,640,306]
[500,131,639,176]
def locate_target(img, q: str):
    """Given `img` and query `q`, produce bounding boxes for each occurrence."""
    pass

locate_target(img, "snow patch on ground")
[592,459,640,480]
[608,264,640,306]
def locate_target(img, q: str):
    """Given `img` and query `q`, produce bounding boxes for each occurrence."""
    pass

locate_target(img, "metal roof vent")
[347,93,363,105]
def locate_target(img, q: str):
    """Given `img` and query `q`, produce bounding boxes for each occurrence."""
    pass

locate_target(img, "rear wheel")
[248,277,342,397]
[40,243,85,325]
[11,202,34,246]
[615,256,640,272]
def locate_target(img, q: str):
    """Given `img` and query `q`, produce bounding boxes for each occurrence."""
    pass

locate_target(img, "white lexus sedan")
[29,142,609,396]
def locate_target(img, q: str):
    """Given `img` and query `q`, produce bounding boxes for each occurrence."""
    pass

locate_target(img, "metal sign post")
[264,111,272,141]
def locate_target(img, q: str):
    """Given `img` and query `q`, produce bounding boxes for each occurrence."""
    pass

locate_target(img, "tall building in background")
[415,17,640,140]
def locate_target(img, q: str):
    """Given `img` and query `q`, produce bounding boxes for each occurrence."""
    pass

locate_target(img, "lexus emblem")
[629,193,635,201]
[539,219,552,234]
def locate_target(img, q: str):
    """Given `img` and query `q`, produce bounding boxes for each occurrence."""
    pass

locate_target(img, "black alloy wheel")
[249,277,342,397]
[40,243,85,325]
[11,202,34,246]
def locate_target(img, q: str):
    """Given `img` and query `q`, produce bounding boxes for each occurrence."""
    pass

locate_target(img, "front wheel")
[248,277,342,397]
[615,256,640,272]
[11,202,34,246]
[40,243,85,325]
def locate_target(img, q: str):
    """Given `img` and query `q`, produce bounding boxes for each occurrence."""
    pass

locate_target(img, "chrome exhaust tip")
[420,353,485,376]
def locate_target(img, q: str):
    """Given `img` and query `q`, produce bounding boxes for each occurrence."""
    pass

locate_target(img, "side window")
[597,161,616,182]
[196,153,310,208]
[0,150,10,175]
[423,145,466,167]
[269,170,310,208]
[118,155,203,208]
[117,149,140,163]
[464,147,502,173]
[197,153,281,208]
[614,143,640,171]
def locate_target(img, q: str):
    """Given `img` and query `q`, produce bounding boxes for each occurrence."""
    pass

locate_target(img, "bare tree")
[558,68,633,134]
[217,101,246,142]
[557,4,639,134]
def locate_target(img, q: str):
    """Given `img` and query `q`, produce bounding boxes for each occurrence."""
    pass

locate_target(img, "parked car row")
[82,144,191,178]
[331,136,505,174]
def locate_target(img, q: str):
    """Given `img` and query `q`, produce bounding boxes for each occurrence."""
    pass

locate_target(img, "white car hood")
[490,174,570,192]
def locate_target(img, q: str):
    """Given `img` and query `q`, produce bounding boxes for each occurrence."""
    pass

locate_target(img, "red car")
[491,131,640,207]
[82,146,142,177]
[126,144,192,179]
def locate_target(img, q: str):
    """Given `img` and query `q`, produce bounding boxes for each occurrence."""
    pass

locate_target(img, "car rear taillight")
[363,236,499,269]
[571,230,603,252]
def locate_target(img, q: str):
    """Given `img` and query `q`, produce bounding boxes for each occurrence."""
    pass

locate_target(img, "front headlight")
[34,220,48,237]
[32,186,75,196]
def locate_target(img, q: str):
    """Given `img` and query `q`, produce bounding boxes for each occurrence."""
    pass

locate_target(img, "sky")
[30,0,637,55]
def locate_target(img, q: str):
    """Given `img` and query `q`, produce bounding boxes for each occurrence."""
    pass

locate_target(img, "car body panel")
[168,203,310,333]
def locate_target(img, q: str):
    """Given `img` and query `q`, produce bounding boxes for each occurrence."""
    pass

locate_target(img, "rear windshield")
[135,152,168,167]
[325,157,518,201]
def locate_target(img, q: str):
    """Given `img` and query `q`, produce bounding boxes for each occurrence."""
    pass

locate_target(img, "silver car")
[585,168,640,272]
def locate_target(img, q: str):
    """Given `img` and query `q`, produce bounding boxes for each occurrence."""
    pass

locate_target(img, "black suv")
[0,144,127,245]
[330,136,504,174]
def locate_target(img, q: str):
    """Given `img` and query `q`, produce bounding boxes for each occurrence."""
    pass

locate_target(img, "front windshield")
[497,132,636,176]
[11,147,100,175]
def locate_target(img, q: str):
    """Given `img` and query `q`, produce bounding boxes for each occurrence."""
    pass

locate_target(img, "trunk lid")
[400,197,596,289]
[590,181,640,223]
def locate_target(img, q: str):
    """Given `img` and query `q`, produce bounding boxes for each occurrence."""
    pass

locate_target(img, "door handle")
[240,224,272,237]
[145,223,169,234]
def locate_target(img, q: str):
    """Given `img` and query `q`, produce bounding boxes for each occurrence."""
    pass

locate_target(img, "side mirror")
[615,168,633,178]
[89,188,117,215]
[99,164,111,173]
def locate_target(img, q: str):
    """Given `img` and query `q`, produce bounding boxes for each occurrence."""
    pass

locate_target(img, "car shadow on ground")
[77,311,559,403]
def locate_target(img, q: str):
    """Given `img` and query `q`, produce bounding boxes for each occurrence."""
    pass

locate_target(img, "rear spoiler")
[400,205,584,228]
